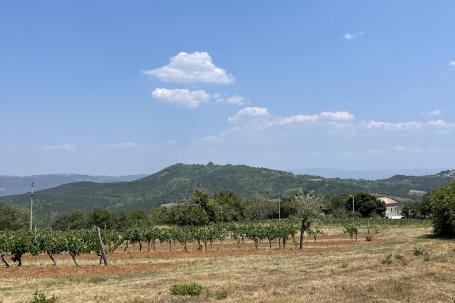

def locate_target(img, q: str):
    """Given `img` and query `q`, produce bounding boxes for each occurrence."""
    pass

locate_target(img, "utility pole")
[29,183,35,232]
[278,191,281,220]
[351,194,355,213]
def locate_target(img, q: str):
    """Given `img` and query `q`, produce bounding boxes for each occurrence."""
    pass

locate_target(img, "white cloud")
[270,111,354,126]
[361,119,455,132]
[449,61,455,70]
[144,51,234,84]
[228,107,270,122]
[422,109,443,117]
[212,94,248,105]
[99,142,143,150]
[152,88,210,108]
[343,32,364,40]
[225,95,247,105]
[41,144,75,152]
[393,145,455,154]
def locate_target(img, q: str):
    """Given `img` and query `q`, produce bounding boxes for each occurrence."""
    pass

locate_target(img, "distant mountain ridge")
[1,163,454,222]
[0,174,147,197]
[291,168,447,180]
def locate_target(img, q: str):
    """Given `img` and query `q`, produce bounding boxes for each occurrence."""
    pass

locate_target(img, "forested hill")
[0,173,146,197]
[1,163,454,221]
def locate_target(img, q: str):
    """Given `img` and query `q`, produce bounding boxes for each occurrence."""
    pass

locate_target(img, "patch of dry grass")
[0,227,454,303]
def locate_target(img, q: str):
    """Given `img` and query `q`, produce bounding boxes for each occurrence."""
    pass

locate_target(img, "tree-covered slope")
[0,173,146,197]
[1,163,454,221]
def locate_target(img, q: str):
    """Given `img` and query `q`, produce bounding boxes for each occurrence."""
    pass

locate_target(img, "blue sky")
[1,1,455,175]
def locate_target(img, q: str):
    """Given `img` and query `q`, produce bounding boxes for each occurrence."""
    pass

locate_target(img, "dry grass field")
[0,226,454,303]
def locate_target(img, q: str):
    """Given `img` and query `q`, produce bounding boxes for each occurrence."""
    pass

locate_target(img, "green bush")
[170,283,203,296]
[27,291,58,303]
[424,182,455,237]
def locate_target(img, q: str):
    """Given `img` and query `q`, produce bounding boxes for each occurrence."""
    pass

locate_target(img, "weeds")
[24,291,58,303]
[413,247,425,256]
[170,283,203,296]
[381,254,393,265]
[215,291,228,300]
[394,254,407,265]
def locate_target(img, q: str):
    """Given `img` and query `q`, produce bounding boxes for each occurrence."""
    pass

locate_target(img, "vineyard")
[0,220,304,268]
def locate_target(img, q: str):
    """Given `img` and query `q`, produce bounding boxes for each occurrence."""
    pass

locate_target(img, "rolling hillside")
[0,174,146,197]
[1,163,454,221]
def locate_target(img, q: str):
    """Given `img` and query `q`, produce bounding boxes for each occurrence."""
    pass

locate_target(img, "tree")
[401,201,430,219]
[424,182,455,237]
[0,204,29,230]
[346,193,385,218]
[87,209,117,229]
[291,191,326,249]
[51,212,88,230]
[213,191,245,222]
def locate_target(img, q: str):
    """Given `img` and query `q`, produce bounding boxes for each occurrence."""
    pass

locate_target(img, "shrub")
[215,291,228,300]
[170,283,203,296]
[365,235,373,242]
[413,247,424,256]
[381,254,393,265]
[340,262,348,268]
[424,182,455,237]
[27,291,58,303]
[394,254,407,265]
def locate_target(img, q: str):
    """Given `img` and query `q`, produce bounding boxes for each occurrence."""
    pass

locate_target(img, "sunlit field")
[1,223,454,303]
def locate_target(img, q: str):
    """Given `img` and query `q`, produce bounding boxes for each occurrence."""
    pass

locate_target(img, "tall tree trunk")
[139,242,142,252]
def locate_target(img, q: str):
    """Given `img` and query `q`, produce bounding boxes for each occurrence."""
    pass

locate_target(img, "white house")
[379,197,404,219]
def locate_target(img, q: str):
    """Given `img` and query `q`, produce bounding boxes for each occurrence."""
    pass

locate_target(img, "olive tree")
[291,191,326,249]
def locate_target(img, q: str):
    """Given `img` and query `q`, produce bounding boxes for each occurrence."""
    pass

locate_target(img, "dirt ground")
[0,227,454,303]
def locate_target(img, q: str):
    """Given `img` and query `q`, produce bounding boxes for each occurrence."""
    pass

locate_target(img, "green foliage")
[401,201,430,219]
[26,291,58,303]
[3,163,453,222]
[424,181,455,237]
[170,283,203,296]
[345,193,386,217]
[343,223,358,241]
[0,203,29,230]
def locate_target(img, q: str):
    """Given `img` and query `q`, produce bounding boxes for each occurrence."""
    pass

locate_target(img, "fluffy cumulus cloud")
[98,142,143,150]
[41,144,75,152]
[144,52,234,84]
[228,107,270,122]
[343,32,364,40]
[152,88,210,108]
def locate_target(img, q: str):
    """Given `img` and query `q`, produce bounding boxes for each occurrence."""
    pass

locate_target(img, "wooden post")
[96,226,108,266]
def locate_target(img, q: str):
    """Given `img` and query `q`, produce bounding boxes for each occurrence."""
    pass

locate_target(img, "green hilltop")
[1,163,454,221]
